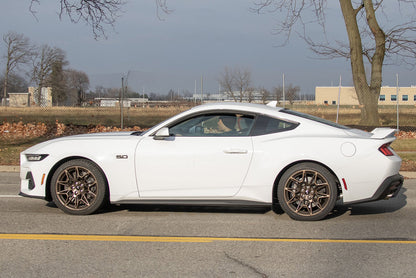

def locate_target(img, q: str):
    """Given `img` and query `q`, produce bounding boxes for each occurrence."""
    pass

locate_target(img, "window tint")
[251,115,298,136]
[169,113,255,137]
[281,109,349,129]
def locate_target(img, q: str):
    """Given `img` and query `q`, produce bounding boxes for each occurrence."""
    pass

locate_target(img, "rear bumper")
[344,174,404,205]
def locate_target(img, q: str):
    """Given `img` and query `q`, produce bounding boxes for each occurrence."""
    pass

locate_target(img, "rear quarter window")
[251,115,298,136]
[281,109,349,129]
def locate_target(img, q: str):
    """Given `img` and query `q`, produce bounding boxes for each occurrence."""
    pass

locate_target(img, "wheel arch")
[272,160,341,204]
[45,156,109,202]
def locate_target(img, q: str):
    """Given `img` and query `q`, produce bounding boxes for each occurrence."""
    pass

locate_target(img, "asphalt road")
[1,172,415,278]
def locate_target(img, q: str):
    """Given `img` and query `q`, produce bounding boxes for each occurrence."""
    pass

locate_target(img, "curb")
[1,165,416,179]
[401,171,416,179]
[0,166,20,172]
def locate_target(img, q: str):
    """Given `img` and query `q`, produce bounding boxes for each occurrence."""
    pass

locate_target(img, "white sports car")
[20,102,403,220]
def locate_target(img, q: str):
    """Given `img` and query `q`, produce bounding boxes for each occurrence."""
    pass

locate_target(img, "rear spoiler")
[267,101,278,107]
[370,128,397,139]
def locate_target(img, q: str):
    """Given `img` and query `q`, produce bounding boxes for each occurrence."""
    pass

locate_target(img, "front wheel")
[51,159,108,215]
[277,163,338,221]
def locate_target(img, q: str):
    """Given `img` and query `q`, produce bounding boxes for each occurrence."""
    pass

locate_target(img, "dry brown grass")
[0,105,189,128]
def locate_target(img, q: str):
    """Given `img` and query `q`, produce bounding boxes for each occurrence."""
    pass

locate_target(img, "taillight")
[379,143,394,156]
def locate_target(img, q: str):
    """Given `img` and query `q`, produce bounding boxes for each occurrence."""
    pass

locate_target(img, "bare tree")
[234,68,252,102]
[273,86,283,104]
[246,87,256,103]
[252,0,416,125]
[49,60,67,105]
[2,32,34,105]
[286,84,300,105]
[30,0,124,39]
[31,45,66,105]
[219,67,237,102]
[29,1,175,38]
[0,73,29,94]
[219,67,252,102]
[273,84,300,105]
[258,87,270,104]
[65,69,90,106]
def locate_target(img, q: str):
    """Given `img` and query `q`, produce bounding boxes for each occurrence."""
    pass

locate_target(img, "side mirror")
[154,127,170,140]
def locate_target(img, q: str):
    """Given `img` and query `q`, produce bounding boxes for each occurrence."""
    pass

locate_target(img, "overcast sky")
[1,0,415,96]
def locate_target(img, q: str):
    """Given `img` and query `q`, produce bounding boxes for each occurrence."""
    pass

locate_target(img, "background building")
[8,93,30,107]
[28,87,52,107]
[316,86,416,105]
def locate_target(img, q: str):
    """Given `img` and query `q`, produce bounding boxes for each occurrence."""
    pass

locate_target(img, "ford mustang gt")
[20,102,403,220]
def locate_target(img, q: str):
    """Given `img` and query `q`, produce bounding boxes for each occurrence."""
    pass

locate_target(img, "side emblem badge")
[116,155,128,159]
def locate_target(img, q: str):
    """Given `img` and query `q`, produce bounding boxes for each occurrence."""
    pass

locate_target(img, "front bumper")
[20,166,47,199]
[344,174,404,205]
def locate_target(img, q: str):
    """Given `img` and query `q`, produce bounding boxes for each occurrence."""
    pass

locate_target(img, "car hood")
[22,131,140,154]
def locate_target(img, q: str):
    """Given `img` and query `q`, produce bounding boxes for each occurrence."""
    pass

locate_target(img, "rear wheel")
[277,163,337,221]
[51,159,107,215]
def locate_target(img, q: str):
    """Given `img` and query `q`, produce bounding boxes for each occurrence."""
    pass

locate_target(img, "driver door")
[135,113,255,198]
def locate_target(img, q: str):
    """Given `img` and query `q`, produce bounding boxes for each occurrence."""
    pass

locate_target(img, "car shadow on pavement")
[329,187,407,218]
[102,204,272,214]
[44,188,407,218]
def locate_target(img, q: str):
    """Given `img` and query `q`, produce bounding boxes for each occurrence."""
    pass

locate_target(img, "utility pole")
[336,75,341,123]
[201,75,203,104]
[396,74,399,131]
[194,80,197,104]
[282,74,285,108]
[120,77,124,129]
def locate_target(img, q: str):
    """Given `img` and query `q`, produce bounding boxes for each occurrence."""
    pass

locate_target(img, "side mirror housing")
[154,127,170,140]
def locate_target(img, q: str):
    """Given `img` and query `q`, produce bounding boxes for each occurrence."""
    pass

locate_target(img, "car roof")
[188,102,284,115]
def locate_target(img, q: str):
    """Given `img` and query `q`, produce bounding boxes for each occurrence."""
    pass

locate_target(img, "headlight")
[25,154,49,161]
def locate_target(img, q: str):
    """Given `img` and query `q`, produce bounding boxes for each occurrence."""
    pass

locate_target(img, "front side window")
[391,95,397,101]
[402,95,408,101]
[379,95,385,101]
[169,113,255,137]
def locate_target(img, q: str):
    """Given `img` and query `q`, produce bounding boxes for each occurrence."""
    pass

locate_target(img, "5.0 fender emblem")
[116,155,128,159]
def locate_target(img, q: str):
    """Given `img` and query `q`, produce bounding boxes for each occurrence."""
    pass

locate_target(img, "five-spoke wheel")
[277,163,338,221]
[51,159,107,215]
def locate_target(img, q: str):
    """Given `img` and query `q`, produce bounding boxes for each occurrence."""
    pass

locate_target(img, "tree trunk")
[2,61,10,106]
[2,74,8,106]
[339,0,384,125]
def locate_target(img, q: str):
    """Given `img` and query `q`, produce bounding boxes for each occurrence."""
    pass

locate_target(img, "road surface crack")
[224,252,268,278]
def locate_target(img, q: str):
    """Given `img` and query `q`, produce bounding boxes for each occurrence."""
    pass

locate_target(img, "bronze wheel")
[51,159,107,215]
[277,163,337,221]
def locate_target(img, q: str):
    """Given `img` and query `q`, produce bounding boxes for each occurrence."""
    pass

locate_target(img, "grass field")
[0,106,187,128]
[1,104,415,170]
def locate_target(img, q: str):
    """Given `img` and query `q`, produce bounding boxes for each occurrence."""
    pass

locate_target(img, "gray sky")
[1,0,415,96]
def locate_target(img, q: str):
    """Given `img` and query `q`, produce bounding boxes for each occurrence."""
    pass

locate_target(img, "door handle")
[223,149,248,154]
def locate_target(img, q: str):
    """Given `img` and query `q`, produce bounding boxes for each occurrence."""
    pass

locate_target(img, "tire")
[277,162,338,221]
[51,159,108,215]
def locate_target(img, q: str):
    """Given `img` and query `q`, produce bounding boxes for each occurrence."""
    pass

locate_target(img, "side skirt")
[112,199,271,208]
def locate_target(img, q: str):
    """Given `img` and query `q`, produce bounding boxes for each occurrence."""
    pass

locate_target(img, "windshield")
[281,109,349,129]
